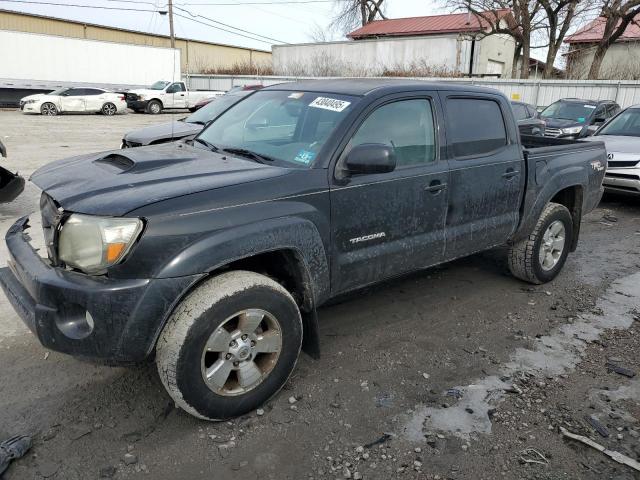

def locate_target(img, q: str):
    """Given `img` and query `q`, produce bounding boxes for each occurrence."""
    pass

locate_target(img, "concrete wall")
[273,33,515,77]
[566,41,640,79]
[0,30,181,85]
[0,9,271,74]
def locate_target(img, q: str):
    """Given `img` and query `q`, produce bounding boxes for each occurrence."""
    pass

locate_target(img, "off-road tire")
[508,202,573,284]
[101,102,117,116]
[156,270,303,420]
[146,100,162,114]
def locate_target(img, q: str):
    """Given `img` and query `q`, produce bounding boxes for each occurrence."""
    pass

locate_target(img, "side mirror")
[345,143,396,175]
[586,125,599,136]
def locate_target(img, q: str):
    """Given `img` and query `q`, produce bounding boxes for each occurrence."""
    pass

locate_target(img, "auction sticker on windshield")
[309,97,351,112]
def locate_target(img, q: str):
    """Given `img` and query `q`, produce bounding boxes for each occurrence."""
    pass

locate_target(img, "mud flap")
[0,166,25,203]
[301,308,320,360]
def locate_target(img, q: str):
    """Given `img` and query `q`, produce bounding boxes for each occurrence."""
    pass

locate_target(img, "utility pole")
[168,0,175,49]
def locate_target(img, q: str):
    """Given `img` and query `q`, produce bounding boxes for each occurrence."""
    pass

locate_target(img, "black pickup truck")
[0,80,606,420]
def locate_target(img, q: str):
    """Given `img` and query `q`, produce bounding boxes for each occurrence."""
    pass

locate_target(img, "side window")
[347,99,436,167]
[67,88,84,96]
[446,98,507,158]
[511,104,528,121]
[84,89,102,96]
[167,83,184,93]
[593,105,606,119]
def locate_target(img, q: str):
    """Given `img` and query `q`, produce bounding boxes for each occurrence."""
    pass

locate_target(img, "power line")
[179,0,336,4]
[173,5,288,43]
[0,0,158,11]
[173,11,280,44]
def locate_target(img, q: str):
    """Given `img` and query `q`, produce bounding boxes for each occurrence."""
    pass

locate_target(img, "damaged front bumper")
[0,217,200,363]
[0,166,24,203]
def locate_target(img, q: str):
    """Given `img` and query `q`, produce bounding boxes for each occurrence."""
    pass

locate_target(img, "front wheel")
[146,100,162,114]
[40,102,58,116]
[156,270,303,420]
[508,202,573,284]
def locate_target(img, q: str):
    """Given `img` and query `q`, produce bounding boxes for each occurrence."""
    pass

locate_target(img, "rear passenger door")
[330,93,449,293]
[83,88,104,112]
[441,94,524,260]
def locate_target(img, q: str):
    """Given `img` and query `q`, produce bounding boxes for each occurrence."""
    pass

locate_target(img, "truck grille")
[39,192,63,265]
[544,128,562,137]
[125,93,139,102]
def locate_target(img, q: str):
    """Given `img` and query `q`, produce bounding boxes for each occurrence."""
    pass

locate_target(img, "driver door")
[167,82,187,109]
[60,88,86,112]
[329,94,449,293]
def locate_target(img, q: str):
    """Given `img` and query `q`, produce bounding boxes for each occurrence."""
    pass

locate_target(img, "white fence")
[184,74,640,109]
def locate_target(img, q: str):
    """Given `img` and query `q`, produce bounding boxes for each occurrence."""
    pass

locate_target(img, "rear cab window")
[446,97,508,158]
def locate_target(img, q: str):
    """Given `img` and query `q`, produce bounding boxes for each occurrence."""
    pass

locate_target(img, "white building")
[273,10,517,78]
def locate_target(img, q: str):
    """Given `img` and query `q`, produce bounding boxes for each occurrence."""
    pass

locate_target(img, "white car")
[584,104,640,195]
[20,87,127,116]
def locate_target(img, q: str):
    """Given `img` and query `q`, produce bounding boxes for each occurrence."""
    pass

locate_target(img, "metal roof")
[347,9,512,39]
[565,15,640,44]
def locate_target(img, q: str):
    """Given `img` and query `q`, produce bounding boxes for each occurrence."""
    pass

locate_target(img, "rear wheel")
[147,100,162,114]
[40,102,58,116]
[101,102,117,116]
[508,202,573,284]
[156,270,303,420]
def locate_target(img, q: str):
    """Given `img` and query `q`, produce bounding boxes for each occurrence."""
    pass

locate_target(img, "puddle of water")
[402,272,640,441]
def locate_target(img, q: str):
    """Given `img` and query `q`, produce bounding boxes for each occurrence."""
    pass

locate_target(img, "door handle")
[425,181,447,193]
[502,169,519,179]
[179,94,185,96]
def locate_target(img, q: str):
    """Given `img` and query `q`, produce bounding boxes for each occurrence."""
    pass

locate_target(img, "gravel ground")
[0,110,639,480]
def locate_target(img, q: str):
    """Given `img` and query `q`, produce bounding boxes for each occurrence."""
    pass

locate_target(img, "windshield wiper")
[189,120,207,125]
[194,137,219,152]
[222,147,275,164]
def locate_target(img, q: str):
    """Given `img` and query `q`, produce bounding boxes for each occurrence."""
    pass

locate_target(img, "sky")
[0,0,448,51]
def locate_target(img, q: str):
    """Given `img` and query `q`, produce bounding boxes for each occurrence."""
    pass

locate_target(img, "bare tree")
[587,0,640,78]
[330,0,388,35]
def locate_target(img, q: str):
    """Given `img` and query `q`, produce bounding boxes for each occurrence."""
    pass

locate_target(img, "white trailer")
[0,30,181,106]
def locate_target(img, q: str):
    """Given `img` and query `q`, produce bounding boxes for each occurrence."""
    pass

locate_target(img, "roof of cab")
[263,78,503,97]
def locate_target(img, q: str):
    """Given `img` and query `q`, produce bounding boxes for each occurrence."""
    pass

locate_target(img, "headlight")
[24,99,37,105]
[561,126,583,135]
[137,94,145,100]
[58,214,143,274]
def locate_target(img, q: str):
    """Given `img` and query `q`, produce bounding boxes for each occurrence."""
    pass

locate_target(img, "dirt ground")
[1,109,639,480]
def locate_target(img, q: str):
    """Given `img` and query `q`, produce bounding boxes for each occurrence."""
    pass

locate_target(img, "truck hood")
[30,143,285,216]
[585,135,640,155]
[541,118,585,129]
[127,89,160,96]
[124,120,203,144]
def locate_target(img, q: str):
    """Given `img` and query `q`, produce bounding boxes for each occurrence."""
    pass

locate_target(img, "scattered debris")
[43,351,50,360]
[288,396,297,404]
[560,427,640,473]
[504,384,523,394]
[99,465,117,478]
[446,388,463,399]
[0,435,32,476]
[364,433,392,449]
[605,362,636,378]
[123,453,138,465]
[256,408,264,416]
[602,214,618,223]
[584,415,610,438]
[518,448,549,465]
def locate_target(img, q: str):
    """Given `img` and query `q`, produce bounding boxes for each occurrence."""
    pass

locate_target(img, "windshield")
[48,88,69,96]
[196,90,358,168]
[150,81,170,90]
[186,92,252,124]
[540,101,596,122]
[597,108,640,137]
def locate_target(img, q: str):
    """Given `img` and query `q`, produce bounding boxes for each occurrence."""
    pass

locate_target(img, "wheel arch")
[550,185,583,251]
[148,246,321,360]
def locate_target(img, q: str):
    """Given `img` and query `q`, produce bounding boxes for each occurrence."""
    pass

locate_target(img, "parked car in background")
[511,101,545,136]
[189,85,263,112]
[125,80,224,114]
[584,105,640,196]
[121,89,257,148]
[0,139,25,203]
[540,98,620,139]
[20,87,127,116]
[0,80,606,421]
